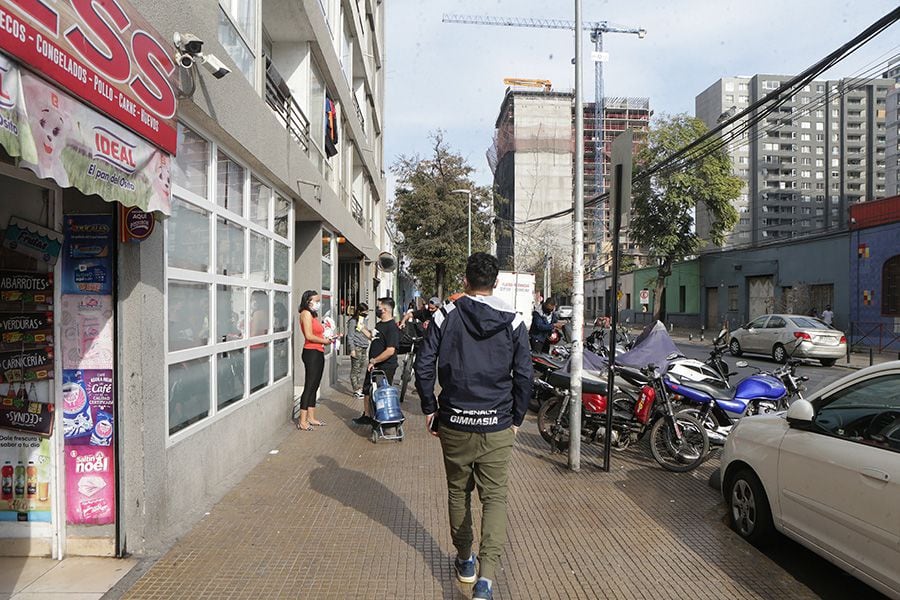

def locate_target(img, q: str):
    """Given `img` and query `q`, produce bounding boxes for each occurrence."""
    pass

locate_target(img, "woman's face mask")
[310,300,321,312]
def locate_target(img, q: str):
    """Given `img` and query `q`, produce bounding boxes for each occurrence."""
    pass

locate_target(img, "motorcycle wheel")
[537,398,569,451]
[649,414,709,473]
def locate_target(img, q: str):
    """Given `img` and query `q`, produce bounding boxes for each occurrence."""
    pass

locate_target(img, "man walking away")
[352,297,399,425]
[415,252,533,600]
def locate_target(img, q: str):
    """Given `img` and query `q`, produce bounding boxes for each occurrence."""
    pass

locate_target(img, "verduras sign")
[0,0,178,154]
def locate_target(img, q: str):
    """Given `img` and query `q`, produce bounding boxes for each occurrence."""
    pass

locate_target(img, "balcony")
[265,59,311,155]
[351,194,364,227]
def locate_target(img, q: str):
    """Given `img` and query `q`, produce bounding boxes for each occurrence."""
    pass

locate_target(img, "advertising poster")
[0,432,52,522]
[60,295,114,370]
[62,215,113,295]
[64,445,114,525]
[62,370,114,445]
[0,53,172,214]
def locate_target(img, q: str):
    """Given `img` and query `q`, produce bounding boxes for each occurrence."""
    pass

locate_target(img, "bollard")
[869,348,873,367]
[700,327,705,342]
[689,333,693,341]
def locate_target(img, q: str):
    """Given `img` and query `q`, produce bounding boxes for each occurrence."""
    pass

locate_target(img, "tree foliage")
[630,114,743,319]
[391,132,492,297]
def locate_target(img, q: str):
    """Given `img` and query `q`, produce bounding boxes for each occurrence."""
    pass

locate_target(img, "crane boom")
[442,13,644,36]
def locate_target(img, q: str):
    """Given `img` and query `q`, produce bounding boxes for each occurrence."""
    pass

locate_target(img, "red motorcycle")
[537,363,709,472]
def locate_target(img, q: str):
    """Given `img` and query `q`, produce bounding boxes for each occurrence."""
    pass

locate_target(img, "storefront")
[0,0,176,557]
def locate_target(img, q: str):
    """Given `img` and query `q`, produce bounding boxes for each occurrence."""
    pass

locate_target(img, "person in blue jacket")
[415,252,533,600]
[529,298,558,352]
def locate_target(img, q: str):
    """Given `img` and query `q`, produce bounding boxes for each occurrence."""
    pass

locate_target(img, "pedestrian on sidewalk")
[821,304,834,327]
[295,290,337,430]
[347,303,372,398]
[415,252,533,600]
[352,297,399,425]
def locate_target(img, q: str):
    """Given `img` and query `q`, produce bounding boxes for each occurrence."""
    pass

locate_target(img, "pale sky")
[383,0,899,192]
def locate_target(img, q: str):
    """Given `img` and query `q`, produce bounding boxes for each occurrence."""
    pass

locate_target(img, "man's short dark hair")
[378,296,395,310]
[466,252,500,290]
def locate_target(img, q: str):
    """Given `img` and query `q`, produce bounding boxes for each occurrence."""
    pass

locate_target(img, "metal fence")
[848,321,900,352]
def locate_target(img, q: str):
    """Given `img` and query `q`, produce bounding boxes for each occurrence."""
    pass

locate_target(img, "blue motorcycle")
[665,363,792,447]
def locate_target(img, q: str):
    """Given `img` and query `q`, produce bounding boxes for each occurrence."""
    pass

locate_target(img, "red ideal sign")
[0,0,178,154]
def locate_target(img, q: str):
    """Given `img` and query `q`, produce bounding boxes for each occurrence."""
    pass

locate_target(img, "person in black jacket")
[414,252,532,600]
[529,298,558,352]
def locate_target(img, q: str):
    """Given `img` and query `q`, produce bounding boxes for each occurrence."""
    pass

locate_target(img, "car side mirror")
[786,399,814,427]
[735,360,749,368]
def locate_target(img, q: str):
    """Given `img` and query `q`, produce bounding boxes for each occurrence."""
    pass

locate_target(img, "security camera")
[201,54,231,79]
[177,53,196,69]
[173,32,204,56]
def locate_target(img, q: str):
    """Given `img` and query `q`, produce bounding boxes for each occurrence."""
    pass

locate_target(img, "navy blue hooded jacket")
[415,294,533,432]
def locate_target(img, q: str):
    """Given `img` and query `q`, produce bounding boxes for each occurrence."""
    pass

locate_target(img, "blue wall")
[849,222,900,350]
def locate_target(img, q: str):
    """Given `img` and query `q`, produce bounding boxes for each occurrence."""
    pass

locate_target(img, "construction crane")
[503,78,553,92]
[443,13,645,269]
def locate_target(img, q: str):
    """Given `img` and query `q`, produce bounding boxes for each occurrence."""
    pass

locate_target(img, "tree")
[630,114,743,320]
[391,132,493,297]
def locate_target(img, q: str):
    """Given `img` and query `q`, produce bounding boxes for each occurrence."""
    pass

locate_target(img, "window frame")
[165,121,293,445]
[217,0,261,88]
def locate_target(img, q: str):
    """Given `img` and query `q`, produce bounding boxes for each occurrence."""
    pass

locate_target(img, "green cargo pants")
[439,426,516,581]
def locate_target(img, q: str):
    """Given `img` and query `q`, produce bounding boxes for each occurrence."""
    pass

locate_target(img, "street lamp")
[451,189,473,257]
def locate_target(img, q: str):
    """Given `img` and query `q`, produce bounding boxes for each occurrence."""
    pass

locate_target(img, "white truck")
[494,271,536,330]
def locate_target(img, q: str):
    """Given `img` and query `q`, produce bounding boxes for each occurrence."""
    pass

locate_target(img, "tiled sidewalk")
[117,374,826,599]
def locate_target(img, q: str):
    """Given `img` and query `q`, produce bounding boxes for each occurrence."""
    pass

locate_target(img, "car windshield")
[790,317,830,329]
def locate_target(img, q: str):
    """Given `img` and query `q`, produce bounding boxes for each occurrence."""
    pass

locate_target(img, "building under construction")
[583,98,651,273]
[490,88,575,275]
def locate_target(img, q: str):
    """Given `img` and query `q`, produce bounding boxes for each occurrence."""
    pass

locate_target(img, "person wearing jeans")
[415,253,532,600]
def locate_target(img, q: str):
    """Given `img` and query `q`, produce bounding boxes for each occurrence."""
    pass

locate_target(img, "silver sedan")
[729,314,846,367]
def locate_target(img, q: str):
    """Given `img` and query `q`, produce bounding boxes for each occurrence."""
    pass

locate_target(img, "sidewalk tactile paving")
[121,364,823,600]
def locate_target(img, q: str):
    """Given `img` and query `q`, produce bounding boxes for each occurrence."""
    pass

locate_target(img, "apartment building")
[884,61,900,197]
[696,74,891,247]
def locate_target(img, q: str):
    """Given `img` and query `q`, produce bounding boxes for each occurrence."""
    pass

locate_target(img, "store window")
[321,229,334,318]
[167,123,293,439]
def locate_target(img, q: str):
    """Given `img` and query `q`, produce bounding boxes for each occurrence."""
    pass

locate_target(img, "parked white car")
[721,361,900,599]
[729,314,846,366]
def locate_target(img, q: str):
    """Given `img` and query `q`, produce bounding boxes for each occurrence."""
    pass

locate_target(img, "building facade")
[0,0,387,558]
[848,195,900,352]
[884,60,900,198]
[582,98,651,270]
[491,90,574,275]
[696,75,892,247]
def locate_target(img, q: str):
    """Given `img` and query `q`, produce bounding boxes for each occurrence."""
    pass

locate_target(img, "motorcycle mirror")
[735,360,749,368]
[665,351,681,361]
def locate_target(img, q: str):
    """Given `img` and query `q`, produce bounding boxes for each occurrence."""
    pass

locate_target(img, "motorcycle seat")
[674,379,733,402]
[547,369,609,396]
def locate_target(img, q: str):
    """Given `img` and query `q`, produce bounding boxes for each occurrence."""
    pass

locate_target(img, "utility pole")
[543,252,551,301]
[569,0,585,472]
